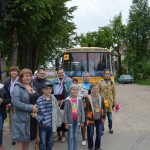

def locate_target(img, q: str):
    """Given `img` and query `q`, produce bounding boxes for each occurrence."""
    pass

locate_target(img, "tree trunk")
[117,53,122,76]
[10,27,18,66]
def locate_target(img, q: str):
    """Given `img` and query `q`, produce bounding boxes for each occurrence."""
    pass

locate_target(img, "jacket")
[32,78,49,96]
[36,94,62,132]
[84,94,106,124]
[0,88,10,120]
[63,96,85,125]
[11,82,33,142]
[99,79,116,112]
[50,76,72,98]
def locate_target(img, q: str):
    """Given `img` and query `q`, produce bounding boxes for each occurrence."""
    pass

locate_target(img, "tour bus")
[61,47,114,83]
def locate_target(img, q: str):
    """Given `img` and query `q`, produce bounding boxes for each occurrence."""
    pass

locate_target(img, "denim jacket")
[50,76,72,98]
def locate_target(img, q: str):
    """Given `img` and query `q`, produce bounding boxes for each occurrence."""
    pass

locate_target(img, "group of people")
[0,66,116,150]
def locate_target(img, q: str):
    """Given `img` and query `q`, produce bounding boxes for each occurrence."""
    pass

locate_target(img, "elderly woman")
[11,69,38,150]
[50,68,72,143]
[99,69,116,135]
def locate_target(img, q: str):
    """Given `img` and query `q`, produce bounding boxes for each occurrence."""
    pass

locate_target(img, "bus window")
[88,53,111,76]
[63,53,87,76]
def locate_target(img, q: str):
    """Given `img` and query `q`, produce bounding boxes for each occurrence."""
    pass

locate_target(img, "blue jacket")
[11,82,33,142]
[37,94,62,132]
[50,76,72,98]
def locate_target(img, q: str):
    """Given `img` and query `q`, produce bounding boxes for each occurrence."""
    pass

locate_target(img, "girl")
[63,84,85,150]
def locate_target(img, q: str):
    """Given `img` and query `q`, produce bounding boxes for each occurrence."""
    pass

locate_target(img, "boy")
[36,82,62,150]
[86,83,105,150]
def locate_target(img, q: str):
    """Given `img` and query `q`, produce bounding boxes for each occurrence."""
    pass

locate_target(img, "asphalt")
[3,131,150,150]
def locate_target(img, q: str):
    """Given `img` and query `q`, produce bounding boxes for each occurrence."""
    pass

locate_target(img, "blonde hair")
[18,68,32,82]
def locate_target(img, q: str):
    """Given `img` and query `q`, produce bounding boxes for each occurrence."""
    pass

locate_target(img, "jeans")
[39,126,53,150]
[67,120,80,150]
[0,111,3,145]
[102,112,112,131]
[87,119,102,149]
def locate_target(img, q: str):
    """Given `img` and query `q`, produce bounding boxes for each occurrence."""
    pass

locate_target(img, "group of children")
[37,80,107,150]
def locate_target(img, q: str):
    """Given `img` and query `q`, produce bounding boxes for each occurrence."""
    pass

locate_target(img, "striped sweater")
[36,95,52,128]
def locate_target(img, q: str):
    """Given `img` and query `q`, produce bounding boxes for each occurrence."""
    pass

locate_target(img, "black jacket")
[0,88,10,120]
[32,78,49,96]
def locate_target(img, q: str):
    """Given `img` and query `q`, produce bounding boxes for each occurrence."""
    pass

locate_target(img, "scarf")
[54,76,65,95]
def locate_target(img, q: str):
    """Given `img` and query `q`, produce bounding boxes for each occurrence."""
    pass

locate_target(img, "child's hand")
[102,119,105,125]
[65,124,68,129]
[86,120,90,126]
[80,123,84,127]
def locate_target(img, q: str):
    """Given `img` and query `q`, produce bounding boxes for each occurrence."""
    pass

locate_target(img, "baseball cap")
[42,81,53,89]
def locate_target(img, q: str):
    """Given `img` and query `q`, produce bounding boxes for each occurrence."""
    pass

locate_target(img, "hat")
[42,81,53,89]
[70,84,79,90]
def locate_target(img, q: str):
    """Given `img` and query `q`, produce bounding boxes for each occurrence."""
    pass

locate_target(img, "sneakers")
[82,140,86,146]
[109,129,114,134]
[53,136,60,142]
[61,136,66,143]
[101,131,104,136]
[94,148,102,150]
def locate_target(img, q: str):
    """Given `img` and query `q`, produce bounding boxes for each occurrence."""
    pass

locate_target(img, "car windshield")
[122,75,132,78]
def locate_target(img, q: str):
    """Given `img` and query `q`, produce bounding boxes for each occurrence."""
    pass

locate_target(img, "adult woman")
[11,69,38,150]
[99,69,116,134]
[78,71,91,146]
[50,68,72,142]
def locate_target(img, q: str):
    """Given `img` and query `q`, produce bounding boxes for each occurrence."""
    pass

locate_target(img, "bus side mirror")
[55,57,59,71]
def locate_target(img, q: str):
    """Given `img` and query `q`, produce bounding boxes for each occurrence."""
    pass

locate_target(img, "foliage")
[0,0,77,71]
[125,0,150,79]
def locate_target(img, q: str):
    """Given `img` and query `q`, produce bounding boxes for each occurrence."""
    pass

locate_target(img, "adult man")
[32,67,48,96]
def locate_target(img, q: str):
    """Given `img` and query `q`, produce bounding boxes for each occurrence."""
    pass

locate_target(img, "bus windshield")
[63,52,112,77]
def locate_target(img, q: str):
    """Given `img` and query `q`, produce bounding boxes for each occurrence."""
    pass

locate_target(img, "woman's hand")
[0,98,3,105]
[33,104,38,113]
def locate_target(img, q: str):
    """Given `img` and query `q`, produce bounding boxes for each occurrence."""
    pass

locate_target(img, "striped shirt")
[36,95,52,129]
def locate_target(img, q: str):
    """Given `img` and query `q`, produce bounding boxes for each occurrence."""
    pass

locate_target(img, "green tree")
[126,0,150,79]
[0,0,76,71]
[110,13,126,76]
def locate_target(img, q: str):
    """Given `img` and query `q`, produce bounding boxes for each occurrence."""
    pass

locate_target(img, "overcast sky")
[67,0,149,34]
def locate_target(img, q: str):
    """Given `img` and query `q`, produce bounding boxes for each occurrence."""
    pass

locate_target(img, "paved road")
[2,83,150,150]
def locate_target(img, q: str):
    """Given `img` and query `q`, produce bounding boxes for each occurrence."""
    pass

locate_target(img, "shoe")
[53,136,60,142]
[12,142,16,145]
[61,136,66,143]
[109,129,113,134]
[82,140,86,146]
[94,148,102,150]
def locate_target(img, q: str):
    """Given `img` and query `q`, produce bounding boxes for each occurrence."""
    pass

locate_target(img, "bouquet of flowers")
[114,104,121,112]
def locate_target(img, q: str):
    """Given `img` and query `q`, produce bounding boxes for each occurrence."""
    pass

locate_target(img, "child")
[86,83,105,150]
[36,82,62,150]
[63,84,85,150]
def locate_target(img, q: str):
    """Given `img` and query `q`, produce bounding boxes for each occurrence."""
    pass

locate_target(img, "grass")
[135,79,150,85]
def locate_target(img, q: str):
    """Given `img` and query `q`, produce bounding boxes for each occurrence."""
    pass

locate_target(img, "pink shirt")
[71,99,78,120]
